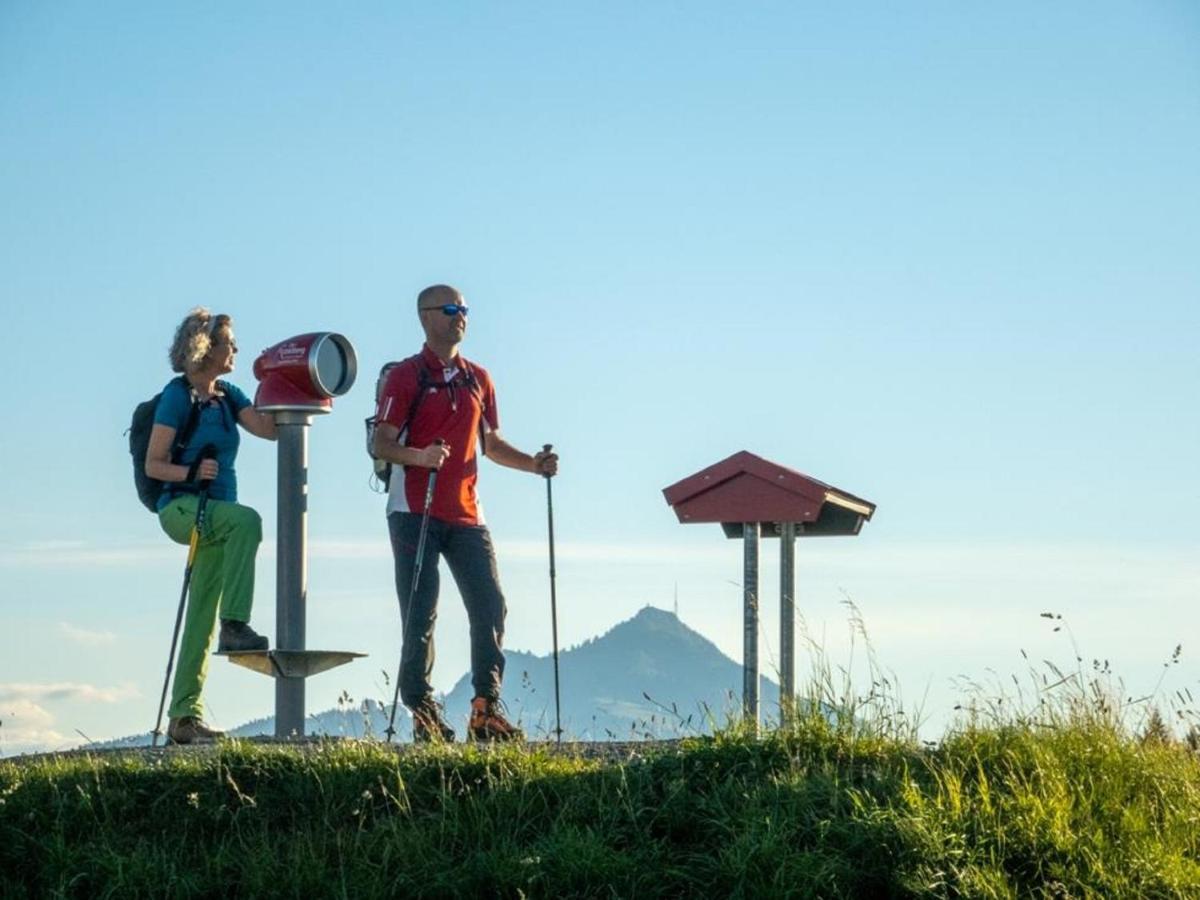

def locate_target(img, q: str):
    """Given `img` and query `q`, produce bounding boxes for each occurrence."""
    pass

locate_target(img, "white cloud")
[2,698,53,728]
[302,535,1200,582]
[59,622,118,646]
[0,683,141,757]
[0,540,174,568]
[306,539,390,560]
[8,534,1195,589]
[20,540,89,552]
[0,682,138,704]
[0,699,68,757]
[303,537,737,564]
[497,540,719,564]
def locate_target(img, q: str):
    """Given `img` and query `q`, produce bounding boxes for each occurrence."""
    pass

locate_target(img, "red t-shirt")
[377,345,499,526]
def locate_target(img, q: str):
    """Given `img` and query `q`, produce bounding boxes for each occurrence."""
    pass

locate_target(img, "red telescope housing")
[253,332,358,413]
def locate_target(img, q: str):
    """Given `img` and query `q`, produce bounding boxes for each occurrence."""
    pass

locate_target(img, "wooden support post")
[780,521,796,726]
[743,522,759,732]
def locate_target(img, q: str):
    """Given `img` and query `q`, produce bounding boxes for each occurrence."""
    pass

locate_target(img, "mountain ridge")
[93,605,781,746]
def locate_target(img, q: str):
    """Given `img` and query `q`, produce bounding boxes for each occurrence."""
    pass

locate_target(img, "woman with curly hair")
[145,308,277,745]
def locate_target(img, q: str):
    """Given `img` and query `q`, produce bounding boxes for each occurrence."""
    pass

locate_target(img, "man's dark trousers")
[387,512,507,709]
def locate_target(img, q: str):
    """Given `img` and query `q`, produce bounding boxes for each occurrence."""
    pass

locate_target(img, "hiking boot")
[167,716,225,745]
[411,701,456,743]
[218,619,269,653]
[468,696,524,742]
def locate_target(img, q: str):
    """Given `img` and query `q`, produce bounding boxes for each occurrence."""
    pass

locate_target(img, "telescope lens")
[315,336,346,395]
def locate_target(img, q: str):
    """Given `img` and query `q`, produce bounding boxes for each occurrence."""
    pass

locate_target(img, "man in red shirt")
[372,284,558,741]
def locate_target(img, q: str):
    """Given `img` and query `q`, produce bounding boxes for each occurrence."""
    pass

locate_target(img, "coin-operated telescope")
[253,332,357,413]
[222,332,363,739]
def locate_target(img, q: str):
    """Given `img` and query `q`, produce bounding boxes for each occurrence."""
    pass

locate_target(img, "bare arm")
[145,424,218,483]
[238,405,278,440]
[372,422,450,469]
[483,432,558,476]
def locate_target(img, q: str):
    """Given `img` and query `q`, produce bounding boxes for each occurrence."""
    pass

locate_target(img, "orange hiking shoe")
[468,696,524,742]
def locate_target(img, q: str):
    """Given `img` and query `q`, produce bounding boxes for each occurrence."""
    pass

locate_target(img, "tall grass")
[4,611,1199,898]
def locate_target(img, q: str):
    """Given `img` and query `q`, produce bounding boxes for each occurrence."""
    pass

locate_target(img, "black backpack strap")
[214,378,236,432]
[391,356,488,453]
[171,377,204,459]
[458,359,488,455]
[173,377,235,447]
[163,378,204,499]
[396,358,436,445]
[167,377,237,497]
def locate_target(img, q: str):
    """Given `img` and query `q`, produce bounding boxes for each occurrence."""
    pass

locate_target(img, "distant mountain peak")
[595,604,686,638]
[632,604,678,622]
[593,603,702,646]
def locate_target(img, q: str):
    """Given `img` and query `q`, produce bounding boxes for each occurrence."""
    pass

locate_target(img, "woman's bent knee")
[158,500,196,545]
[230,504,263,542]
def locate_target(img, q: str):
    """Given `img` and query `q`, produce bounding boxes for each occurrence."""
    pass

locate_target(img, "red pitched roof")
[662,451,875,536]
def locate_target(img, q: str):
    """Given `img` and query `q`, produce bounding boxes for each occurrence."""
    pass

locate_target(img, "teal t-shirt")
[153,377,252,509]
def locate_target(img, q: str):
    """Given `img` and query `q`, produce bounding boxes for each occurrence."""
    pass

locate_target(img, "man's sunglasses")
[421,304,469,317]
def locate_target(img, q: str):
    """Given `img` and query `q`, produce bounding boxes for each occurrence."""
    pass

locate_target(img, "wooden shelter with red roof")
[663,451,876,728]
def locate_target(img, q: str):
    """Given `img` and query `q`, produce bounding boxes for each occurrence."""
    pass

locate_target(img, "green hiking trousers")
[158,494,263,719]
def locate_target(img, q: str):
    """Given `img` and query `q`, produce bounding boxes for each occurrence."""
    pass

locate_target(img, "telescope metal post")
[275,412,311,738]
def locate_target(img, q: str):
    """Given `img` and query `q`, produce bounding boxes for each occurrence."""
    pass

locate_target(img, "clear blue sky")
[2,2,1197,754]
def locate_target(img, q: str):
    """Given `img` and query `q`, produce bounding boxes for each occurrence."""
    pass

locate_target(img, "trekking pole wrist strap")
[186,459,201,483]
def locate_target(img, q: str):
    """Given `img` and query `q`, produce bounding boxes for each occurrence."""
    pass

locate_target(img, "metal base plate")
[218,649,366,679]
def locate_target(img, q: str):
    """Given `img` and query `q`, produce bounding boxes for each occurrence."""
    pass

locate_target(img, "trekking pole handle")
[420,440,444,508]
[197,444,219,490]
[540,444,553,478]
[411,438,446,472]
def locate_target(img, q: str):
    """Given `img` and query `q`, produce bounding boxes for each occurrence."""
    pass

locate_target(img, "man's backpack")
[127,377,229,512]
[364,356,486,492]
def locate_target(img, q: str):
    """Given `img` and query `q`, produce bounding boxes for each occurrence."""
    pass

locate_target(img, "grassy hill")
[5,708,1200,897]
[10,609,1200,896]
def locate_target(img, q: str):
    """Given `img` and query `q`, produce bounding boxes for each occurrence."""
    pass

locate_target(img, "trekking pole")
[542,444,563,745]
[385,440,443,743]
[152,445,217,748]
